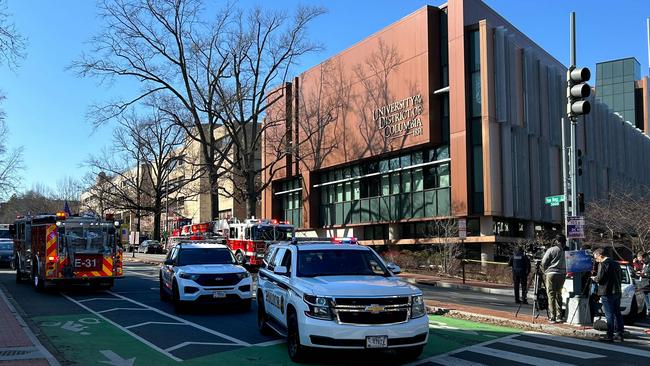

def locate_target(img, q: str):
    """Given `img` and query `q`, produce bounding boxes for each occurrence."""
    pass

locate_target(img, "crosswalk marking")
[429,355,486,366]
[469,345,577,366]
[504,338,606,359]
[524,332,650,358]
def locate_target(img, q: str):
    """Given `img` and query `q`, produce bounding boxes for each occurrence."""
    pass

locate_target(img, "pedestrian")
[508,246,531,304]
[592,248,624,342]
[640,252,650,317]
[541,234,567,323]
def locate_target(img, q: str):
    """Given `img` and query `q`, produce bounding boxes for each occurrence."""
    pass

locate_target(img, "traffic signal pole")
[569,12,579,250]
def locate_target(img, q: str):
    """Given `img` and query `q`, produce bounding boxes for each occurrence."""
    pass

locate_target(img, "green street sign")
[545,195,565,206]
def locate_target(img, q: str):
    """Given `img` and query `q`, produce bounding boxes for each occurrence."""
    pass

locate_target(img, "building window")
[317,146,451,226]
[467,30,484,214]
[275,178,302,227]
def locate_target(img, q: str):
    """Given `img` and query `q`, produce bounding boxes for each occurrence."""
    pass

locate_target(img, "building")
[81,125,258,238]
[262,0,650,262]
[595,57,649,132]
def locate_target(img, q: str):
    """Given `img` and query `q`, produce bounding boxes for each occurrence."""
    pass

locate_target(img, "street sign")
[565,250,593,273]
[458,218,467,240]
[545,195,565,207]
[566,216,585,239]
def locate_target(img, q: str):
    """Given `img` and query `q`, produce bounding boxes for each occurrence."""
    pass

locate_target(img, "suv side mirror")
[274,266,289,276]
[387,262,401,274]
[164,259,174,266]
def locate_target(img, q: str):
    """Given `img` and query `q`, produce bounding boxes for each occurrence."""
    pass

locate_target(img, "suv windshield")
[0,242,12,250]
[253,226,293,241]
[178,248,234,266]
[297,249,390,277]
[0,230,11,239]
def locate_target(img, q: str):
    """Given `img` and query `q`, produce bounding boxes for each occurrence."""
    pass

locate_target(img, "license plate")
[213,291,226,298]
[365,336,388,349]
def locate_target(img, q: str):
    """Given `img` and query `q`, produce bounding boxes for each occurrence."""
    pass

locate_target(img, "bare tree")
[71,0,325,220]
[0,0,26,70]
[85,112,199,240]
[427,218,460,275]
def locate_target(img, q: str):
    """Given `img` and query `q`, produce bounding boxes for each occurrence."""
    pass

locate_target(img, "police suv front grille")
[194,273,240,286]
[332,297,411,325]
[334,297,409,306]
[337,310,409,325]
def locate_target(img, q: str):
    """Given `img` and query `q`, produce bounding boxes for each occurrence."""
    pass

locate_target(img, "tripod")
[515,259,549,322]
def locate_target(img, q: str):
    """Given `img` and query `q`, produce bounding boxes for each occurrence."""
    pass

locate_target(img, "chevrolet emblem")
[365,304,385,314]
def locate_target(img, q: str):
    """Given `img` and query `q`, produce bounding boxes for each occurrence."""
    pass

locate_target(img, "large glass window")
[276,178,303,227]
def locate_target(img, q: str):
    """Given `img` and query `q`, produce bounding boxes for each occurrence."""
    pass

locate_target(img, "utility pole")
[565,11,592,325]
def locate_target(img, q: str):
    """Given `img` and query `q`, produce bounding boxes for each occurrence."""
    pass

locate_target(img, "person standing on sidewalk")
[592,248,624,342]
[541,234,567,323]
[508,246,531,304]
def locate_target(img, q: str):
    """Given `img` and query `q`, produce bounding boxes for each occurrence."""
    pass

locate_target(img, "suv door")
[161,247,178,290]
[264,248,287,322]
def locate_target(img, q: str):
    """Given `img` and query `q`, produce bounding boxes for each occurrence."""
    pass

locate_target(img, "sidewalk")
[0,287,59,366]
[399,271,519,297]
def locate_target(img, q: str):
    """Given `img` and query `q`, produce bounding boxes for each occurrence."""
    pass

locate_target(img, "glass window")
[438,163,450,188]
[402,170,412,193]
[438,188,451,216]
[352,180,360,200]
[335,203,343,225]
[424,166,436,190]
[368,176,380,197]
[178,248,235,266]
[379,160,389,172]
[471,71,481,117]
[612,60,623,78]
[412,192,424,218]
[602,62,612,79]
[389,157,400,170]
[336,183,343,202]
[413,168,424,191]
[623,59,634,76]
[344,182,352,201]
[400,155,411,168]
[361,199,370,223]
[412,151,423,165]
[437,145,450,160]
[624,92,635,109]
[390,173,400,195]
[381,175,390,196]
[425,190,437,217]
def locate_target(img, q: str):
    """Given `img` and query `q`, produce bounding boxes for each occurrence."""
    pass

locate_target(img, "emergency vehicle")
[224,218,294,266]
[13,213,124,291]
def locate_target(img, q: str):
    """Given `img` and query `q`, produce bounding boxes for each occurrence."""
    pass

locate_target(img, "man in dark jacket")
[509,246,531,304]
[592,248,623,342]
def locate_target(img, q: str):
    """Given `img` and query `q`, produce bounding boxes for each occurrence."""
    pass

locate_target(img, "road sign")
[545,195,565,207]
[565,250,593,273]
[566,216,585,239]
[458,218,467,240]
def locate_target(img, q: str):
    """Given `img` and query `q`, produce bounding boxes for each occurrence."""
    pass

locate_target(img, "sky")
[0,0,649,196]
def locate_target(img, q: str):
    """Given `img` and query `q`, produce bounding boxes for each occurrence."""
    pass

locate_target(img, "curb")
[401,276,535,300]
[425,304,601,340]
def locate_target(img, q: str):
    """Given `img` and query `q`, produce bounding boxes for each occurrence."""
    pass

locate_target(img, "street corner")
[32,314,173,366]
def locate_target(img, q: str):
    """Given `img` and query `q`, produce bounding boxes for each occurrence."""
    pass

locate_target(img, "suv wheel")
[172,281,184,313]
[159,275,169,301]
[287,311,309,363]
[257,294,271,335]
[397,345,424,361]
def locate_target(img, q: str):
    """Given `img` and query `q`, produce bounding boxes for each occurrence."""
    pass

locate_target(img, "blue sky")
[0,0,648,195]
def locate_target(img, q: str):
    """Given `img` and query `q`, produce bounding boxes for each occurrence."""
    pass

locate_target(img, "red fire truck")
[13,213,124,291]
[223,218,294,266]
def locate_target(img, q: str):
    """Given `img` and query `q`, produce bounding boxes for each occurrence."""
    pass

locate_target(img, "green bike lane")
[33,313,520,365]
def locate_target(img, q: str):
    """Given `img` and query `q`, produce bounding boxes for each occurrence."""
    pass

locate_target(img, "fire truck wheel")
[14,260,23,283]
[257,293,272,335]
[235,251,245,265]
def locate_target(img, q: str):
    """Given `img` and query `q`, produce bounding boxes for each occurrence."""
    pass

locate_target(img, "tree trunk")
[153,212,161,241]
[246,173,257,218]
[209,168,220,220]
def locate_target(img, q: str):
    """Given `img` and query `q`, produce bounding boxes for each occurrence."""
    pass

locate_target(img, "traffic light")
[577,149,583,176]
[577,192,585,213]
[567,67,591,117]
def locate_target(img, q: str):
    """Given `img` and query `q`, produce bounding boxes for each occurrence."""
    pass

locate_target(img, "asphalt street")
[0,263,649,366]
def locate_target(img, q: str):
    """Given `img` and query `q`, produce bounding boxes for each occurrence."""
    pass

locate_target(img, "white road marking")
[99,350,135,366]
[62,293,183,362]
[470,345,576,366]
[504,338,605,359]
[165,341,237,353]
[428,355,486,365]
[405,334,520,366]
[96,308,149,314]
[106,291,251,346]
[77,298,127,303]
[125,321,184,329]
[525,332,650,357]
[253,339,285,347]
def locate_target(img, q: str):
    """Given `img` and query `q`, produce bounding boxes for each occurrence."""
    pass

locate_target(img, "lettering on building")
[373,94,424,139]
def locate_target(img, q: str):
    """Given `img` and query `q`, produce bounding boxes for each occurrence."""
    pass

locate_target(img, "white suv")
[257,241,428,362]
[159,242,252,312]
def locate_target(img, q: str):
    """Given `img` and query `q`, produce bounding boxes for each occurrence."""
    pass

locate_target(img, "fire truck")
[13,213,124,291]
[223,218,294,266]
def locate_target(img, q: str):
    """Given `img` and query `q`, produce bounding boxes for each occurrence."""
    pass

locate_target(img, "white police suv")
[159,242,252,312]
[257,239,428,362]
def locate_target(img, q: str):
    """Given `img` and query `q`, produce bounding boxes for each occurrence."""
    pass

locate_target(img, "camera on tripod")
[525,243,545,261]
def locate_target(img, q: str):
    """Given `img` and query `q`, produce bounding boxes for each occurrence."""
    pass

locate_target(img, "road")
[0,263,648,365]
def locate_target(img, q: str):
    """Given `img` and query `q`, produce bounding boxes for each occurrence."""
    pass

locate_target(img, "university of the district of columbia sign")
[373,94,424,139]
